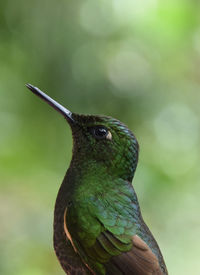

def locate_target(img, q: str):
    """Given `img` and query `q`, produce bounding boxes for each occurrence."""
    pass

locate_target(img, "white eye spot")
[106,131,112,140]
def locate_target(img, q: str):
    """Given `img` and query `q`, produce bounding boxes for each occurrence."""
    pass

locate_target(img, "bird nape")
[26,84,168,275]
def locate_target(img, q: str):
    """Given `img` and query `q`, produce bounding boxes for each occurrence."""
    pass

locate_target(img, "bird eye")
[91,126,109,140]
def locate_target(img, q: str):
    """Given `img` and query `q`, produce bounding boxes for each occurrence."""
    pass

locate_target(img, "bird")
[26,84,168,275]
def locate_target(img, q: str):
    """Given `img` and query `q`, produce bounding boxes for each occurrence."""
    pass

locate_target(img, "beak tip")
[26,83,35,92]
[25,83,74,123]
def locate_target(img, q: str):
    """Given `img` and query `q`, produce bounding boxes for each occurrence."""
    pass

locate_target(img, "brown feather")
[107,235,163,275]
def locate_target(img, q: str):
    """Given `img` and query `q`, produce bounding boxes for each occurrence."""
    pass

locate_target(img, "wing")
[64,180,166,274]
[106,235,163,275]
[86,219,164,275]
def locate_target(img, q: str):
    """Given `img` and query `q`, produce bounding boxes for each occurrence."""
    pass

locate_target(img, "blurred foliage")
[0,0,200,274]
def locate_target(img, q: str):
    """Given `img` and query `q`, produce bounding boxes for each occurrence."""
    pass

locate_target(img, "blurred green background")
[0,0,200,274]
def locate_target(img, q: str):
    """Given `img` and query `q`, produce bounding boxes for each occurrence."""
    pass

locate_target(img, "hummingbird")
[26,84,168,275]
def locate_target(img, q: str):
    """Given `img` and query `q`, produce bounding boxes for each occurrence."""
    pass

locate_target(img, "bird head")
[26,84,139,181]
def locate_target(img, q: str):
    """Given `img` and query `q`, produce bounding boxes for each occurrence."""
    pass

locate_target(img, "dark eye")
[91,126,108,139]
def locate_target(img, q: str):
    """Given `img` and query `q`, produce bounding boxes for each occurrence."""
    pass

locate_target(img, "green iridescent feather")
[63,115,140,274]
[26,84,168,275]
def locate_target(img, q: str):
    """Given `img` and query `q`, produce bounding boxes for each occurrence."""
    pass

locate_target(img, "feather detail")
[102,231,132,252]
[63,208,78,253]
[107,235,163,275]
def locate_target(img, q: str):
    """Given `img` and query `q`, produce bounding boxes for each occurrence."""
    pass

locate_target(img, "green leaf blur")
[0,0,199,274]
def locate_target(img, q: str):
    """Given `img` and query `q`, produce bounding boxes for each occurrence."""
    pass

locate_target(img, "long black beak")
[26,84,74,123]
